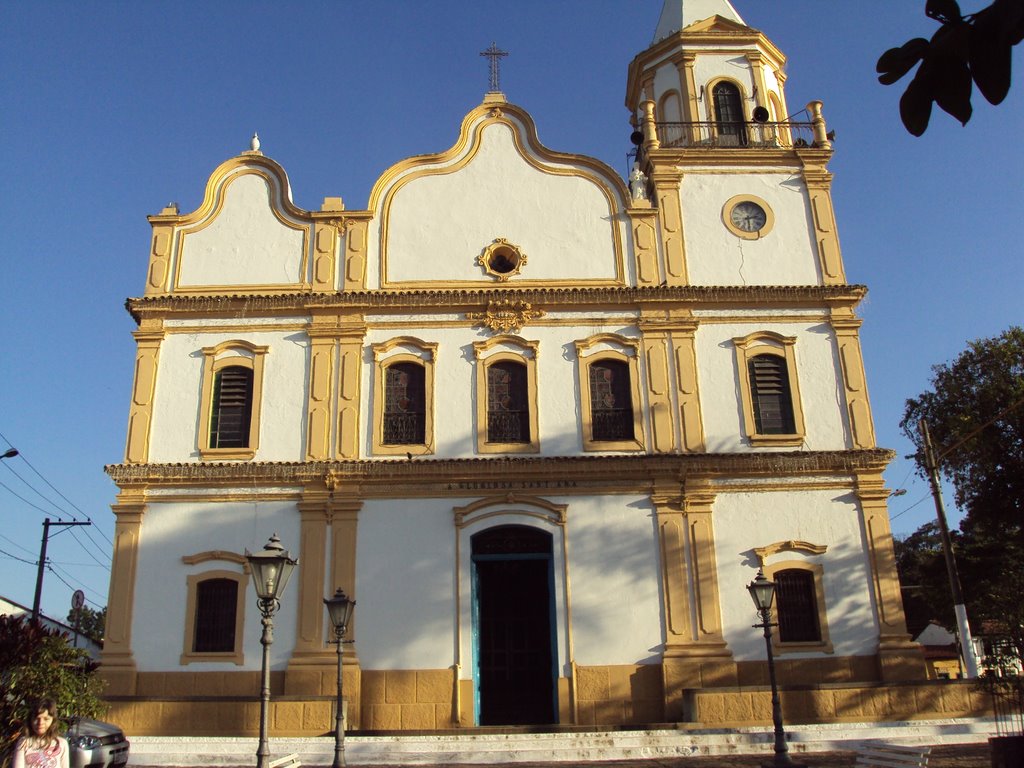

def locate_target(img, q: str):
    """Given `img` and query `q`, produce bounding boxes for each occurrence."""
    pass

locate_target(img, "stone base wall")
[101,656,970,737]
[574,664,664,725]
[692,680,989,726]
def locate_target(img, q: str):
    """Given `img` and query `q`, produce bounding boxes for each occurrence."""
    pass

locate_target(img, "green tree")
[877,0,1024,135]
[899,326,1024,668]
[893,522,953,637]
[900,326,1024,532]
[0,616,107,762]
[66,605,106,645]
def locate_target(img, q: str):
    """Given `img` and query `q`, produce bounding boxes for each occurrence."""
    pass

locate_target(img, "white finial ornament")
[250,133,261,152]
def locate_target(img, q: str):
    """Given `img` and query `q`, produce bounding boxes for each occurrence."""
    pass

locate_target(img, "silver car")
[66,718,129,768]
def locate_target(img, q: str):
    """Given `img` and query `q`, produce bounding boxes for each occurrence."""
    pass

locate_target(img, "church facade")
[101,0,984,736]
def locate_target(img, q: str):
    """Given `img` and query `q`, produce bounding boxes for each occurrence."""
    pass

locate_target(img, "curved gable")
[370,100,629,288]
[170,153,311,293]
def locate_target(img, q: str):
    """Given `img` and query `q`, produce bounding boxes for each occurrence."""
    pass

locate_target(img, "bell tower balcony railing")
[654,120,817,149]
[639,101,832,153]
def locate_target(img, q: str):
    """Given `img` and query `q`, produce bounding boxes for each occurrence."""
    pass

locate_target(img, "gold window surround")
[180,568,247,665]
[198,340,268,460]
[371,336,437,456]
[732,331,805,447]
[574,334,645,452]
[473,336,540,454]
[703,76,750,124]
[762,558,833,655]
[478,238,527,282]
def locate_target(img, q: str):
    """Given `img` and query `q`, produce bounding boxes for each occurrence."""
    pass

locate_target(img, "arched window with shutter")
[733,332,805,446]
[198,341,268,459]
[712,81,746,146]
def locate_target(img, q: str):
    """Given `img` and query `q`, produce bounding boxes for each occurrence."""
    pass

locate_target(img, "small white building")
[101,0,982,738]
[1,596,102,660]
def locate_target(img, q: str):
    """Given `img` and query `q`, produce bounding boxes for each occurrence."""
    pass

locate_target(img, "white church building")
[100,0,986,735]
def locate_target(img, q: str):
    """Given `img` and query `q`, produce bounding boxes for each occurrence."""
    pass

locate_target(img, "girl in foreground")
[12,699,69,768]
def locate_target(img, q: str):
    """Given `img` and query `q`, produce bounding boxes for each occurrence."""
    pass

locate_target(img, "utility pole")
[33,518,91,624]
[918,419,981,678]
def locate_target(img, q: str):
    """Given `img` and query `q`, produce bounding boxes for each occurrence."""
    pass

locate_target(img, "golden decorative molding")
[466,299,546,334]
[477,238,527,282]
[752,540,828,567]
[106,448,895,492]
[126,284,868,323]
[181,550,251,573]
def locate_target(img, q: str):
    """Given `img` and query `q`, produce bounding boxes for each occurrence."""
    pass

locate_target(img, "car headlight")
[68,734,101,750]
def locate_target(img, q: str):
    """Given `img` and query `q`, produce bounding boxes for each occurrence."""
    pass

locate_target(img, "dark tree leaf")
[900,73,935,136]
[926,0,963,23]
[877,37,930,83]
[970,39,1013,104]
[932,54,974,123]
[990,0,1024,45]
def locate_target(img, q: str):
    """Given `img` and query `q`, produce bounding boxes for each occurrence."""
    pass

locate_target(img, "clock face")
[730,201,768,233]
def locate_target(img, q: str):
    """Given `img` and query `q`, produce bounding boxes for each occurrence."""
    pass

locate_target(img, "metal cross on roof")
[479,42,509,92]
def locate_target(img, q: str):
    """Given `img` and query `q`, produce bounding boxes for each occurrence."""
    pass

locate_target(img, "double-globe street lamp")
[746,569,805,768]
[245,534,298,768]
[324,588,356,768]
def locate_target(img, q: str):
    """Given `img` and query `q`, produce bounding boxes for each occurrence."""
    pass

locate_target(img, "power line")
[0,532,38,557]
[0,477,61,517]
[890,492,932,522]
[0,546,37,566]
[1,462,70,518]
[0,432,115,547]
[48,561,106,603]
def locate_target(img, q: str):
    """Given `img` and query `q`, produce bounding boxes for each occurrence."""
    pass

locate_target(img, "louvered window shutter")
[748,355,795,434]
[211,366,254,448]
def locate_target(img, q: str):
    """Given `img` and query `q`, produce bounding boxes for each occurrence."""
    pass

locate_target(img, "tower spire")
[652,0,745,42]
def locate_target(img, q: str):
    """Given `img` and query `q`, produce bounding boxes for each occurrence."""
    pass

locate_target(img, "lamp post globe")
[245,534,298,768]
[324,588,356,768]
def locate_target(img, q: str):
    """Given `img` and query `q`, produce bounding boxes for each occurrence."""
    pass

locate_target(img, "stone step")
[127,718,996,766]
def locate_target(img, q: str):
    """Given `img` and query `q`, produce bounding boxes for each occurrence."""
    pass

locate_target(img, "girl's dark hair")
[21,698,60,746]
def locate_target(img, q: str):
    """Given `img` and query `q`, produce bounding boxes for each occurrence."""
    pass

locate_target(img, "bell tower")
[627,0,792,130]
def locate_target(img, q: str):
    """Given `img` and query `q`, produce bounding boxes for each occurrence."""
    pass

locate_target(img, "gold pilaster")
[680,54,700,122]
[311,218,341,291]
[681,480,728,650]
[306,314,338,461]
[125,321,164,464]
[639,324,676,453]
[650,174,688,286]
[655,481,735,720]
[833,313,875,448]
[292,493,331,660]
[801,159,846,285]
[335,319,366,459]
[146,220,175,294]
[855,473,926,681]
[627,208,660,286]
[745,52,770,113]
[100,497,145,695]
[672,320,705,452]
[344,216,371,291]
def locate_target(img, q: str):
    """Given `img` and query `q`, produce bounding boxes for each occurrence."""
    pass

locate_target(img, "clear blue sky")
[1,1,1021,622]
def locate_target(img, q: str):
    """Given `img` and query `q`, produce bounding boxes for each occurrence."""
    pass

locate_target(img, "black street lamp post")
[324,588,356,768]
[245,534,298,768]
[746,569,805,768]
